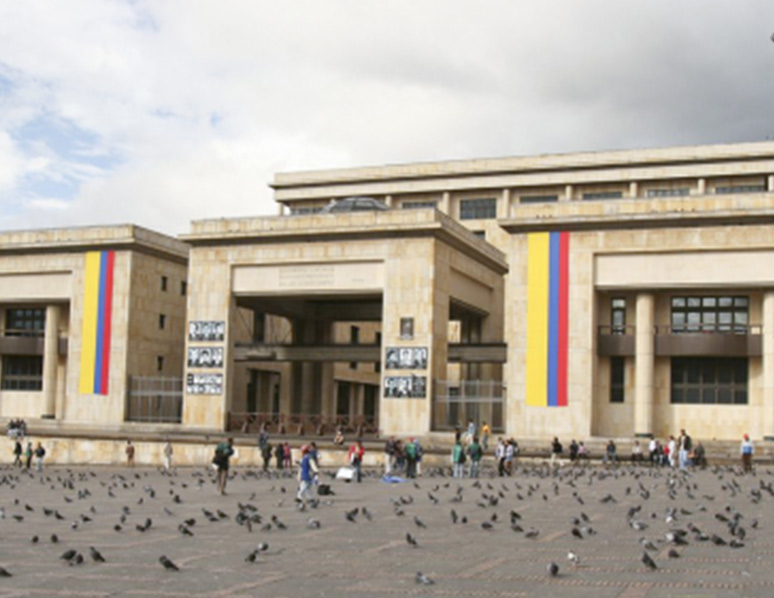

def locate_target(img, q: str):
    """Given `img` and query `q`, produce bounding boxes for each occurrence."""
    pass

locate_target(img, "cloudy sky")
[1,1,773,236]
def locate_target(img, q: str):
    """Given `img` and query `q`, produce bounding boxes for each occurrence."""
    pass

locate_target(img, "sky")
[1,1,773,236]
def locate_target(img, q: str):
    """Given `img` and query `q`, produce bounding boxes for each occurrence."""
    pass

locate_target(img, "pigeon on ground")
[642,551,657,571]
[159,555,179,571]
[89,547,106,563]
[415,571,434,585]
[547,562,559,577]
[567,551,580,567]
[406,533,418,547]
[0,567,11,577]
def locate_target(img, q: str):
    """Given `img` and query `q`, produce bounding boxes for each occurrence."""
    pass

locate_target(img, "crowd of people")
[5,419,27,439]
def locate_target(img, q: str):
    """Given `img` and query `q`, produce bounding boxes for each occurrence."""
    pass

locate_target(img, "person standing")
[480,421,491,451]
[12,439,22,467]
[24,441,33,470]
[505,439,516,475]
[550,437,564,468]
[451,439,466,478]
[404,438,418,479]
[414,438,424,477]
[569,439,579,463]
[125,440,135,468]
[466,419,475,445]
[34,442,46,473]
[740,434,754,472]
[603,439,617,466]
[468,436,483,478]
[667,435,677,468]
[383,436,396,475]
[495,438,506,476]
[163,441,173,473]
[214,438,235,495]
[283,442,293,469]
[678,429,692,470]
[631,440,644,463]
[347,439,365,483]
[297,445,318,504]
[275,442,284,470]
[261,442,273,472]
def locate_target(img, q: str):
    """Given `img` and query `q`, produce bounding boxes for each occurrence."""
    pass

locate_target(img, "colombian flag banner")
[525,232,569,407]
[79,251,115,395]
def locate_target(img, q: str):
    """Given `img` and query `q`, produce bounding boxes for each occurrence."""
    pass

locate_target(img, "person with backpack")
[451,439,466,478]
[468,436,483,478]
[213,438,234,495]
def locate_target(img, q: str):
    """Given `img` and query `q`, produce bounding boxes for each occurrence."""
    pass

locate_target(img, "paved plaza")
[0,459,772,598]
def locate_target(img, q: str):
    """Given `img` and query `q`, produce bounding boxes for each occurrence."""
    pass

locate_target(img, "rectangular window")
[671,357,747,404]
[611,297,626,334]
[350,326,360,369]
[582,191,623,201]
[253,311,266,343]
[670,295,749,334]
[472,231,486,240]
[290,206,324,215]
[159,314,167,330]
[715,184,766,195]
[646,188,690,198]
[401,201,437,210]
[1,355,43,390]
[160,276,168,292]
[374,332,382,373]
[156,356,165,372]
[180,281,187,296]
[610,357,625,403]
[520,194,559,204]
[336,381,351,416]
[459,198,497,220]
[5,308,45,336]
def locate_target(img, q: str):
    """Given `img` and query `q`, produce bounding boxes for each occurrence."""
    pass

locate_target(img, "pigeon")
[159,555,179,571]
[60,549,77,562]
[413,516,427,529]
[30,535,38,543]
[415,571,435,585]
[307,518,321,529]
[89,547,106,563]
[571,527,583,539]
[547,562,559,577]
[406,533,418,547]
[567,551,580,567]
[450,509,458,524]
[0,567,11,577]
[641,551,657,571]
[50,534,59,544]
[245,550,259,563]
[667,549,680,558]
[69,553,84,566]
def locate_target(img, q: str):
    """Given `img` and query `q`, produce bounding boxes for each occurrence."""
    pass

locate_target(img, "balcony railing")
[227,412,379,438]
[598,324,762,357]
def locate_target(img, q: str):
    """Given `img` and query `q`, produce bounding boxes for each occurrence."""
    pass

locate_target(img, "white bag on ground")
[336,466,355,481]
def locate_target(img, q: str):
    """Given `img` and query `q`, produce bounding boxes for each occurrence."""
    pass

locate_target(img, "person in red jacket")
[347,440,365,483]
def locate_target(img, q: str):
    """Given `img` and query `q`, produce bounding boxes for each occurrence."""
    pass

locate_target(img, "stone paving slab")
[0,462,772,597]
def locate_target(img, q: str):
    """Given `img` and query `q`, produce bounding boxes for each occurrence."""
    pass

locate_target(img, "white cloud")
[0,0,773,235]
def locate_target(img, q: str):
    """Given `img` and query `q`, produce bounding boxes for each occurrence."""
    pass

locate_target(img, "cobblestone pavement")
[0,462,771,598]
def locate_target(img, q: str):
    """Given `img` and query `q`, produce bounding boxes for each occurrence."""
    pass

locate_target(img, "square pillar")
[634,293,655,437]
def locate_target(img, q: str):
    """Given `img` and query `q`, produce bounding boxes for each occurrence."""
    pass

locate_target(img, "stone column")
[42,304,60,418]
[763,291,774,440]
[498,189,510,219]
[633,293,655,437]
[440,192,451,216]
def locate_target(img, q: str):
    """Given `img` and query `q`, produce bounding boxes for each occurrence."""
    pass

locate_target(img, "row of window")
[610,357,749,405]
[160,276,187,296]
[289,181,771,219]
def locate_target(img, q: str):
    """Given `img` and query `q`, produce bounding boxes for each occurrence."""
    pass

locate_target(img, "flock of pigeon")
[0,459,769,593]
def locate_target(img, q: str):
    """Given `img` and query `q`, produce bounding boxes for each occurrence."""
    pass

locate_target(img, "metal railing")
[126,376,183,423]
[598,324,762,335]
[227,412,379,438]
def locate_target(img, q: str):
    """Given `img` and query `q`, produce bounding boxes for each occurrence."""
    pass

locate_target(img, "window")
[350,326,360,369]
[671,295,748,333]
[159,314,167,330]
[290,206,324,215]
[520,194,559,204]
[611,297,626,334]
[459,198,496,220]
[375,332,382,373]
[472,231,486,240]
[646,188,690,198]
[671,358,747,404]
[253,311,266,343]
[336,382,351,416]
[582,191,623,201]
[180,281,187,296]
[160,276,168,292]
[5,308,45,336]
[1,355,43,390]
[715,184,766,195]
[156,356,165,372]
[401,201,437,210]
[610,357,625,403]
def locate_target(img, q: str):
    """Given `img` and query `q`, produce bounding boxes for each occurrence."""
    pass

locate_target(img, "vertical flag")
[525,232,569,407]
[79,250,115,395]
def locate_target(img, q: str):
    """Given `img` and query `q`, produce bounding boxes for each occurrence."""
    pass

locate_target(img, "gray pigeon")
[416,572,435,585]
[547,562,559,577]
[159,555,179,571]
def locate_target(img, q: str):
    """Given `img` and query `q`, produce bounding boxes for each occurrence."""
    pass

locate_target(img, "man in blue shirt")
[297,445,319,504]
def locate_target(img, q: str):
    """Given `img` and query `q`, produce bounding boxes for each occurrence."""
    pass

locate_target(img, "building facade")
[3,141,774,443]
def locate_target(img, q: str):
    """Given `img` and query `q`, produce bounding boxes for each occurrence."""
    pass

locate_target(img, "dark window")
[160,276,168,292]
[159,314,167,330]
[290,206,324,215]
[374,332,382,373]
[610,357,625,403]
[336,382,351,416]
[1,355,43,390]
[350,326,360,369]
[5,308,45,336]
[520,194,559,204]
[253,311,266,343]
[715,184,766,195]
[364,384,378,418]
[611,297,626,334]
[472,231,486,240]
[156,356,165,372]
[582,191,623,201]
[401,201,437,210]
[459,198,496,220]
[671,357,747,404]
[671,295,748,333]
[180,281,187,296]
[646,188,690,198]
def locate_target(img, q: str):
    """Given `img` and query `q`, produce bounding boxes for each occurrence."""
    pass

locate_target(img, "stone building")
[3,141,774,444]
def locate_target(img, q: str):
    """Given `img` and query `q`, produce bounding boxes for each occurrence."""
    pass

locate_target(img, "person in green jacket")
[451,440,466,478]
[468,437,483,478]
